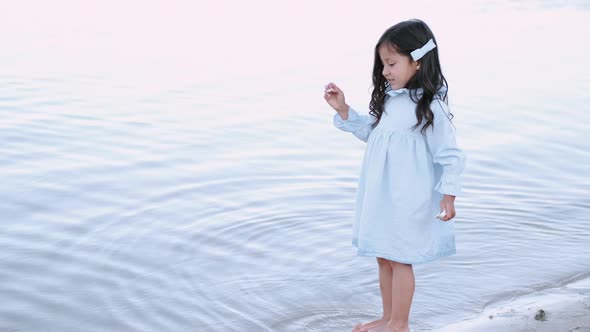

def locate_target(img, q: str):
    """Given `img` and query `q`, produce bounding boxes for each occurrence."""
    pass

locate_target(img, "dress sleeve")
[333,106,377,143]
[425,99,467,196]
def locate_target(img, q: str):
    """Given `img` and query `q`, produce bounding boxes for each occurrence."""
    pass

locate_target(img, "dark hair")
[368,19,450,134]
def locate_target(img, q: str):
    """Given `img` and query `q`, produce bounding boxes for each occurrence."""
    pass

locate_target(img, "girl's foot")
[352,318,388,332]
[367,326,384,332]
[368,323,409,332]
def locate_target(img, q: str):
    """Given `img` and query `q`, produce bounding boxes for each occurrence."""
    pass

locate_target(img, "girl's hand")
[439,194,456,222]
[323,82,348,113]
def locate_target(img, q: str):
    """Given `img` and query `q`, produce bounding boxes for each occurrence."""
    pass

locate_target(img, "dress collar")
[385,86,410,97]
[385,85,448,98]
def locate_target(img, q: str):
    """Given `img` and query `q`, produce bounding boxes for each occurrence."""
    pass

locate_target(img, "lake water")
[1,1,589,331]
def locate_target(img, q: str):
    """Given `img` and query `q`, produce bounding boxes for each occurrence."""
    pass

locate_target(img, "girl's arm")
[324,82,376,143]
[333,107,376,143]
[426,100,466,222]
[425,99,467,197]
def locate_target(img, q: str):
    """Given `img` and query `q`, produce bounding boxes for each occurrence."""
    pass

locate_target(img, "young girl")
[324,19,466,332]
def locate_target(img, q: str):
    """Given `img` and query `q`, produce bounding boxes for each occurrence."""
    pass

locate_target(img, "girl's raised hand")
[323,82,348,113]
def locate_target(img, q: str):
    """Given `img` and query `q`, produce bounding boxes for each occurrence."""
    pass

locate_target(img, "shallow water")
[1,1,589,331]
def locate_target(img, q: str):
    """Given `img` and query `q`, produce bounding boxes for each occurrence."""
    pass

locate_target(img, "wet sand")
[432,274,590,332]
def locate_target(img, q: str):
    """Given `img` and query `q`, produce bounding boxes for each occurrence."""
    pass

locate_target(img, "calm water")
[1,1,589,331]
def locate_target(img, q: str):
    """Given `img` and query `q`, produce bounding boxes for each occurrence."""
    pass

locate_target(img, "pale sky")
[1,0,588,88]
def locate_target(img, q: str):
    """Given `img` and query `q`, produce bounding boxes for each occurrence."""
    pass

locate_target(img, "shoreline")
[431,273,590,332]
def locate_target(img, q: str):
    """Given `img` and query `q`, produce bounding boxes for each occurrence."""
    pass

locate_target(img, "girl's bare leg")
[352,257,393,332]
[382,261,414,332]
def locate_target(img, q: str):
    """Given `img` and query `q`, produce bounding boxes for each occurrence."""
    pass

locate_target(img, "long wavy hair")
[368,19,450,134]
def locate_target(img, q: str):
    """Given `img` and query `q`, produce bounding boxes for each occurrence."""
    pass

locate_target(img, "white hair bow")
[410,39,436,61]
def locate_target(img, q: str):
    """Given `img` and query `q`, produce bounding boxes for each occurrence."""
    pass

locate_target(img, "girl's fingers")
[443,206,456,221]
[438,201,456,221]
[444,208,452,221]
[325,82,340,93]
[436,201,455,221]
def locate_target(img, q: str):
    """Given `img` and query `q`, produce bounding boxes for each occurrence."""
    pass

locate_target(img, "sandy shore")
[431,274,590,332]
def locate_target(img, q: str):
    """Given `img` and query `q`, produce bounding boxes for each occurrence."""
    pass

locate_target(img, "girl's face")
[379,44,419,90]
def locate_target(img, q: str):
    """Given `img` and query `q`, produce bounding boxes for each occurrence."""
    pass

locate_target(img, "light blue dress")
[333,86,466,264]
